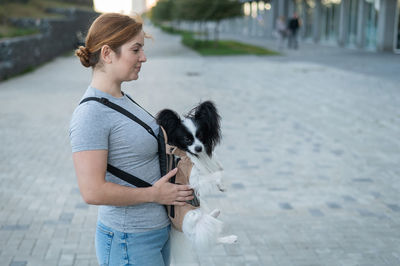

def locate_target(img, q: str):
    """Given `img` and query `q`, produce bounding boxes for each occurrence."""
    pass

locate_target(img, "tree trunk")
[214,21,220,42]
[205,21,209,41]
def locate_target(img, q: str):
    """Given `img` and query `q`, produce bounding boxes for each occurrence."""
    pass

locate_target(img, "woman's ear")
[100,45,113,64]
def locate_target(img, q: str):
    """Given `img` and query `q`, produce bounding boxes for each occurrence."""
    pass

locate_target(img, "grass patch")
[62,49,75,57]
[158,24,185,35]
[0,24,39,38]
[190,40,280,56]
[159,25,279,56]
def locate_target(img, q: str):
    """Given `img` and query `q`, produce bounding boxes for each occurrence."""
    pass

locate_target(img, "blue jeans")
[95,221,171,266]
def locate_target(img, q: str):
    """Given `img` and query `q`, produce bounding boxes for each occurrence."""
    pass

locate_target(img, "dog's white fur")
[158,104,237,257]
[172,148,237,253]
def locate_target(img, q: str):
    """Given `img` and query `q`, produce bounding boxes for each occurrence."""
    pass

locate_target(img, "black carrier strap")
[107,164,151,187]
[79,95,167,188]
[80,97,157,139]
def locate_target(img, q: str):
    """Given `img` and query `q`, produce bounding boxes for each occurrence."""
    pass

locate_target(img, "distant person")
[288,13,301,49]
[276,16,287,50]
[71,13,193,266]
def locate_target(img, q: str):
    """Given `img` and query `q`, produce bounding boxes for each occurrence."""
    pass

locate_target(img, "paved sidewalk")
[219,32,400,83]
[0,25,400,266]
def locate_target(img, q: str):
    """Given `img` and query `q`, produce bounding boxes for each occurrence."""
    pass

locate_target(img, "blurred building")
[131,0,147,14]
[222,0,400,53]
[93,0,147,14]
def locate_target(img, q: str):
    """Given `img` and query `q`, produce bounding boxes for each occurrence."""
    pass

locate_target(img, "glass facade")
[347,0,359,46]
[364,0,379,50]
[321,0,341,43]
[294,0,304,14]
[304,0,315,39]
[396,0,400,51]
[221,0,397,52]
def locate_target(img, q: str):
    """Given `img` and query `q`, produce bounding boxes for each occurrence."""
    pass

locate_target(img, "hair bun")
[75,46,91,67]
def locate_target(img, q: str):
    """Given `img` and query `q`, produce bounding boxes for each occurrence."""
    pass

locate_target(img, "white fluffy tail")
[170,228,198,264]
[182,209,223,251]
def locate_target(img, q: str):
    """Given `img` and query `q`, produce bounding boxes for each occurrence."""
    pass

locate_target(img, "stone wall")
[61,0,93,7]
[0,8,99,80]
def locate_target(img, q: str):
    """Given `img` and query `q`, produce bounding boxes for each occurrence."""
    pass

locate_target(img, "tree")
[151,0,173,23]
[151,0,243,41]
[174,0,243,41]
[205,0,243,41]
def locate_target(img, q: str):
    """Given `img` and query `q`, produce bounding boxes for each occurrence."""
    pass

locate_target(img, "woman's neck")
[91,69,123,98]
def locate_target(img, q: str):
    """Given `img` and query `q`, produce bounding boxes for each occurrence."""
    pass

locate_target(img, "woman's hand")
[152,168,194,206]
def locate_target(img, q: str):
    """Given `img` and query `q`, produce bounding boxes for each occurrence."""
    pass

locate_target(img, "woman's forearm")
[81,181,156,206]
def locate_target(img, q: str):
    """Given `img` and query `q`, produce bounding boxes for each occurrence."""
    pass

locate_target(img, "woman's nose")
[140,51,147,62]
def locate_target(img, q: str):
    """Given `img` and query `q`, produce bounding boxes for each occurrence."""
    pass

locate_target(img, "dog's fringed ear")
[156,109,182,136]
[193,101,221,152]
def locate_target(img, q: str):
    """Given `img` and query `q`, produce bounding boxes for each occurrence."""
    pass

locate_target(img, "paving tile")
[309,208,324,217]
[386,204,400,212]
[10,261,27,266]
[279,203,293,210]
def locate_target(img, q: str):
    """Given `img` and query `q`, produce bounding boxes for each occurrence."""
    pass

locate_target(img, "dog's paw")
[217,235,238,244]
[217,183,226,192]
[209,209,220,218]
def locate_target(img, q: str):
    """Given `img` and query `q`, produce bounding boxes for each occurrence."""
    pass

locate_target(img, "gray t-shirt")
[69,86,169,233]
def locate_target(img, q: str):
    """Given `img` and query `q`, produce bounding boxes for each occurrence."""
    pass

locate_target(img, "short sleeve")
[69,102,110,153]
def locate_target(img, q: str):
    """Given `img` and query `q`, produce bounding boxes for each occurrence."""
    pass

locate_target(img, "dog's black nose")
[195,146,202,152]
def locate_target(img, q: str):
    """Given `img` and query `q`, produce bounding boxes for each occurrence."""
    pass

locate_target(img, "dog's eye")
[184,136,192,144]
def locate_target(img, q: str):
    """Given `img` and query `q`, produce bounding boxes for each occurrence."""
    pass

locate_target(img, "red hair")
[75,13,144,68]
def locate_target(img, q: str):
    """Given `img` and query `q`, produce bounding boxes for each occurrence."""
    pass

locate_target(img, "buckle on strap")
[166,144,177,155]
[100,97,109,104]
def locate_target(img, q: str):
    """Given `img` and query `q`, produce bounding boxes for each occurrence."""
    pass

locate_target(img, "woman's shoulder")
[73,99,111,119]
[70,99,116,135]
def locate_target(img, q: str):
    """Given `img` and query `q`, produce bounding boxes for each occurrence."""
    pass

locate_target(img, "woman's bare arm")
[72,150,193,206]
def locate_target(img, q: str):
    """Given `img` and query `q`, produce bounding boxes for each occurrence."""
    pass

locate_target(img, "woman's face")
[111,30,147,82]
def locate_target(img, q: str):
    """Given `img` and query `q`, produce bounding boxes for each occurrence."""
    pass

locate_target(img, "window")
[395,0,400,52]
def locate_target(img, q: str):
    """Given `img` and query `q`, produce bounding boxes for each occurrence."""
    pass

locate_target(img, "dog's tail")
[182,209,223,251]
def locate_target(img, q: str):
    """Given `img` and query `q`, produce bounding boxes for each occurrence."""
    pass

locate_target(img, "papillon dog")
[156,101,237,252]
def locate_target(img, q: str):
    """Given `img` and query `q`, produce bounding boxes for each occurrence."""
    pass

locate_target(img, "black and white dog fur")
[157,101,237,251]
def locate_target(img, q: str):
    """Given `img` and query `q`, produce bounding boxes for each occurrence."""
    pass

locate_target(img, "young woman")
[70,13,193,266]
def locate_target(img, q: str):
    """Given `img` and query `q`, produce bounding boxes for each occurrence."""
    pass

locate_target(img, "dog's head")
[156,101,221,157]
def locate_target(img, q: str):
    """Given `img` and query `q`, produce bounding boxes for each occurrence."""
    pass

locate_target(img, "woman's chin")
[125,74,139,82]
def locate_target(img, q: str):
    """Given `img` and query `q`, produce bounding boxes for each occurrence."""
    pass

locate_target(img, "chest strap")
[80,97,157,140]
[79,96,158,188]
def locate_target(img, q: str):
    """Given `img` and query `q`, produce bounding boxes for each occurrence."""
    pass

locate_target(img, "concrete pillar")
[271,0,279,30]
[356,0,367,48]
[313,0,322,42]
[338,0,350,46]
[251,1,258,36]
[265,5,274,37]
[377,0,397,51]
[300,0,307,39]
[278,0,289,18]
[288,0,295,17]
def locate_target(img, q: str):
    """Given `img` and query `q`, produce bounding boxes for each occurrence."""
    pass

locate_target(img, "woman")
[276,16,287,50]
[70,13,193,266]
